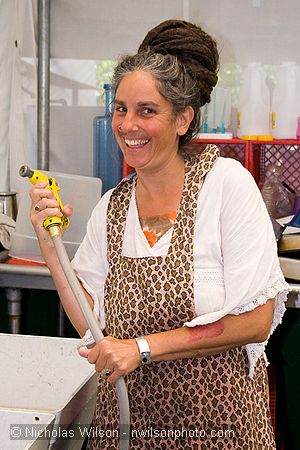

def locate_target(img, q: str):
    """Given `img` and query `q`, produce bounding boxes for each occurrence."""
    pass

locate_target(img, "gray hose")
[51,231,130,449]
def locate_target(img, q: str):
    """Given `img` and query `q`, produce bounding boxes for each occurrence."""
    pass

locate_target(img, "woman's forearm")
[29,182,93,338]
[79,298,275,383]
[49,261,92,337]
[38,237,92,337]
[146,298,275,362]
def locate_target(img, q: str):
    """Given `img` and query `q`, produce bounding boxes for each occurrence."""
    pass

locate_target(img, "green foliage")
[218,64,243,106]
[95,60,116,106]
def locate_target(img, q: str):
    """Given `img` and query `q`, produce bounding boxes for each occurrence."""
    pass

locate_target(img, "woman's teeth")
[124,138,149,146]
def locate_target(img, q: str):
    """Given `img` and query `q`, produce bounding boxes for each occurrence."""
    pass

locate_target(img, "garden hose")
[20,165,130,450]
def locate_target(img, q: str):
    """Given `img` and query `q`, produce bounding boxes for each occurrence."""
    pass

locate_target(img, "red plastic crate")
[186,138,249,167]
[249,140,300,192]
[123,139,300,191]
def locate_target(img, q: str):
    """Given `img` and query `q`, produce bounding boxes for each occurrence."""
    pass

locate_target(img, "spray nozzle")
[19,165,69,230]
[19,165,34,179]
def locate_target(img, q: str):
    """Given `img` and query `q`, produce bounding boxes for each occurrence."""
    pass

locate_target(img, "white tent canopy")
[1,0,300,192]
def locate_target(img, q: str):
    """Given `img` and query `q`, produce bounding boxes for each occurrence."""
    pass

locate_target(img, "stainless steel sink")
[279,256,300,282]
[0,250,8,263]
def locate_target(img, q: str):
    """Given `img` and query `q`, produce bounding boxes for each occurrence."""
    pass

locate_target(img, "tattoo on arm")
[187,321,224,342]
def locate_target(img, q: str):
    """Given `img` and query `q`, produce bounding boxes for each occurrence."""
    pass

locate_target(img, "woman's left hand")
[78,336,141,384]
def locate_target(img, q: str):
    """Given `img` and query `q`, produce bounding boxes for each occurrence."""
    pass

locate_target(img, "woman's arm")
[147,297,274,361]
[29,182,92,336]
[79,298,274,383]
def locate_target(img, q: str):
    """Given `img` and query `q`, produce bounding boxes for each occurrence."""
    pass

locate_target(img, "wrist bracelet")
[135,336,152,365]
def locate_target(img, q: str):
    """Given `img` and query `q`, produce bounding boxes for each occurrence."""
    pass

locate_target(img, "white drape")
[0,0,15,192]
[2,0,300,193]
[9,0,37,194]
[0,0,37,194]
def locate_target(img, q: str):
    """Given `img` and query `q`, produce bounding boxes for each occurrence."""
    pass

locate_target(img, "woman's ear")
[177,106,194,136]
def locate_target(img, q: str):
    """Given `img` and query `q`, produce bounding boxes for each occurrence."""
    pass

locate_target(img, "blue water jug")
[93,83,123,194]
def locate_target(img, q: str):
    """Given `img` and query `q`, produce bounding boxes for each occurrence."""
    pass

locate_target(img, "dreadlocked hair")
[112,19,219,146]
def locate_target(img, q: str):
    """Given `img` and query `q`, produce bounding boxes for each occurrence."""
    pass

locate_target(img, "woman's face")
[112,70,191,172]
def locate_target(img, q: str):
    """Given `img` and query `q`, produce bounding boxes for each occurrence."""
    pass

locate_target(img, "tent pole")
[37,0,50,170]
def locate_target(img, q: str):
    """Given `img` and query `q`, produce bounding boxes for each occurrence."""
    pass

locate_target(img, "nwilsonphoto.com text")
[10,424,235,441]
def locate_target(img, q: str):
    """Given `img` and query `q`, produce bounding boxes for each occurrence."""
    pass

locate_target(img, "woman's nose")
[118,113,139,133]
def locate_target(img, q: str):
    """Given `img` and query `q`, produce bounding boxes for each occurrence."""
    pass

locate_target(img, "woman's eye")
[115,106,126,113]
[142,108,155,115]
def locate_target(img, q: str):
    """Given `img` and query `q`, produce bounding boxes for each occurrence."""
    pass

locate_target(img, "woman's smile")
[123,138,150,149]
[112,70,182,171]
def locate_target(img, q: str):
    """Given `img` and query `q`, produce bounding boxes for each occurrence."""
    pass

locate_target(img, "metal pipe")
[288,283,300,293]
[50,226,130,449]
[6,288,22,334]
[37,0,50,170]
[0,263,51,276]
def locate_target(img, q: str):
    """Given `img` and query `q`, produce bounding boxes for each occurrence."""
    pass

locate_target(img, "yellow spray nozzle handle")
[19,165,69,230]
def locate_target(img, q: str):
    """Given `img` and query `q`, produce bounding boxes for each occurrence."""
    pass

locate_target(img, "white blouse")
[72,157,289,376]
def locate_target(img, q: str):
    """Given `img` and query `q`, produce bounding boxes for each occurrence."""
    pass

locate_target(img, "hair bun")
[138,19,219,105]
[138,20,193,55]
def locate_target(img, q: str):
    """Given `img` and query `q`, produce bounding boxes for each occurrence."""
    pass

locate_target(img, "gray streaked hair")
[112,50,200,146]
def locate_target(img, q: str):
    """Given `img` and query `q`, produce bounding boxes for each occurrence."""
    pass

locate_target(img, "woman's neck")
[135,153,185,217]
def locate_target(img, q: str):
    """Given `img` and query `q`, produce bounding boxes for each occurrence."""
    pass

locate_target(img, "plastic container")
[296,116,300,140]
[260,162,295,219]
[237,62,271,138]
[9,172,102,263]
[271,62,300,139]
[1,409,55,450]
[0,192,17,220]
[293,194,300,215]
[0,333,97,449]
[93,83,123,194]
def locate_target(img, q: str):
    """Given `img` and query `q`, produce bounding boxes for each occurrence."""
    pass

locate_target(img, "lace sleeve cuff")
[77,329,96,350]
[184,276,290,377]
[237,277,289,377]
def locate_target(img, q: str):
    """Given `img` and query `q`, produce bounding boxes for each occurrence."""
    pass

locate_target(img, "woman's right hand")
[29,181,73,248]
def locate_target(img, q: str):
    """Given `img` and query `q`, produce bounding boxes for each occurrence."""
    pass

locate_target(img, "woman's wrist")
[135,336,152,365]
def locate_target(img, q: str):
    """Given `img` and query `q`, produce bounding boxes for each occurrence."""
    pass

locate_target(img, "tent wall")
[2,0,300,189]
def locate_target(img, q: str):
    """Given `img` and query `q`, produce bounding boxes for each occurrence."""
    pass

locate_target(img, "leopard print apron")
[88,145,275,450]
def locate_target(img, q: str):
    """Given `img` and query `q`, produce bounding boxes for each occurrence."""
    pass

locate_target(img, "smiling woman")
[29,18,289,450]
[111,70,193,177]
[72,20,287,450]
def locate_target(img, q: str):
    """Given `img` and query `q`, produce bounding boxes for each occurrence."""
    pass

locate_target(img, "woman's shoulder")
[92,176,136,223]
[208,155,256,186]
[200,155,260,209]
[213,155,246,172]
[94,188,114,212]
[94,175,135,212]
[88,188,115,229]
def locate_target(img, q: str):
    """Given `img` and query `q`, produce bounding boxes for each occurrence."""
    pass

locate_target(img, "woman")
[30,20,288,449]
